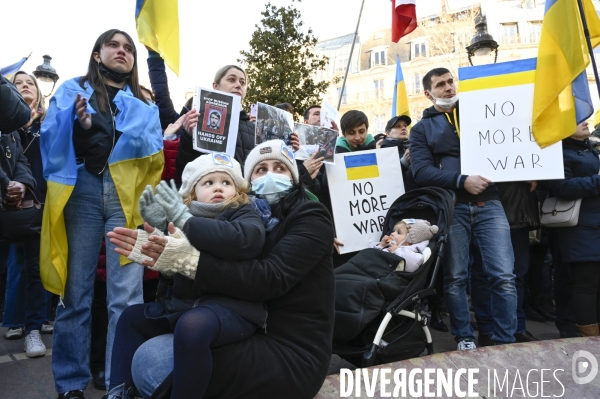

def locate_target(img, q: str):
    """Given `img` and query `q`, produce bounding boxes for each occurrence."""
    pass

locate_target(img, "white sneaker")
[41,323,53,334]
[457,338,477,351]
[24,330,46,358]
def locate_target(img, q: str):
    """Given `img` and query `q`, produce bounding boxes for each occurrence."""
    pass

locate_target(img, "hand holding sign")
[464,175,491,195]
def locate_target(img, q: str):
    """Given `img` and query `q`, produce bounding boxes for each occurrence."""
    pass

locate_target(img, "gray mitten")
[139,185,167,231]
[154,180,192,230]
[149,227,200,280]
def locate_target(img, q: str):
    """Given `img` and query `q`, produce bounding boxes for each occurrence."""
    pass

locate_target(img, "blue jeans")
[445,201,517,344]
[52,167,144,393]
[132,334,174,399]
[472,227,529,335]
[1,241,48,333]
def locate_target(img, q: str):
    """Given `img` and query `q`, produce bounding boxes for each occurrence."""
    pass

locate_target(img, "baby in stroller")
[369,219,438,273]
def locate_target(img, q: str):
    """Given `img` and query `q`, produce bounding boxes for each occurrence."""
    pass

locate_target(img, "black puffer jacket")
[18,120,46,201]
[0,132,36,197]
[175,204,266,326]
[175,111,255,179]
[193,197,334,399]
[147,53,181,129]
[0,75,30,133]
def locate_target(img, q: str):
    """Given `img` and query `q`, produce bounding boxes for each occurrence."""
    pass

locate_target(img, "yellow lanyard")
[444,108,460,138]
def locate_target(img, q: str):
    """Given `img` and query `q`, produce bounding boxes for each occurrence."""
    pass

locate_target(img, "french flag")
[392,0,417,43]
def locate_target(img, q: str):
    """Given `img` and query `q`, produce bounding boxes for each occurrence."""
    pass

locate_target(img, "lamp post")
[465,15,499,66]
[32,55,59,97]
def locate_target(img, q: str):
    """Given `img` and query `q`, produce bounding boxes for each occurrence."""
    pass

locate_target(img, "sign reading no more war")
[325,148,405,254]
[458,58,563,182]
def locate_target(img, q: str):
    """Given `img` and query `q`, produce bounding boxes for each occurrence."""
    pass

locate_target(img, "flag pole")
[577,0,600,100]
[337,0,365,111]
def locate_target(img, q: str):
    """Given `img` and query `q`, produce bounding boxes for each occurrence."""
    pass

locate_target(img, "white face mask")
[428,93,458,109]
[251,172,293,204]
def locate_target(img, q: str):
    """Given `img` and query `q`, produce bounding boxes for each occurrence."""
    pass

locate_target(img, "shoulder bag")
[540,197,581,228]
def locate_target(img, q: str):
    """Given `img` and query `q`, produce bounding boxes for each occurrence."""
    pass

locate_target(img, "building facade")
[316,0,600,134]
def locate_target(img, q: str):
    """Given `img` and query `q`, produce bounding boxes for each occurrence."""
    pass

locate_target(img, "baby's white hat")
[179,153,247,198]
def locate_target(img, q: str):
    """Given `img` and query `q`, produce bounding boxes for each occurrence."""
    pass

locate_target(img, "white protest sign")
[192,87,241,157]
[325,148,405,254]
[458,58,563,182]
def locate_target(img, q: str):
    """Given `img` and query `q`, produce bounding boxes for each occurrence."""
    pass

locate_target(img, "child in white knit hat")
[370,218,438,272]
[108,152,267,397]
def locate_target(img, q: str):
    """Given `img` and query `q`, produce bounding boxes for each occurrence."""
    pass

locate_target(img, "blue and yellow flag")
[1,54,31,79]
[391,55,410,125]
[39,78,164,297]
[136,0,180,75]
[345,153,379,180]
[532,0,600,148]
[460,57,537,92]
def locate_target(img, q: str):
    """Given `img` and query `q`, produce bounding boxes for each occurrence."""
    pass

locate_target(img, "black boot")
[430,305,449,332]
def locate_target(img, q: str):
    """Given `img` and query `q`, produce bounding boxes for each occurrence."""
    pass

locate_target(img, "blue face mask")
[252,172,293,204]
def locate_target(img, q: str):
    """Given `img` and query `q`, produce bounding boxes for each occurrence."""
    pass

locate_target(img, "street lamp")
[33,55,59,97]
[466,15,499,66]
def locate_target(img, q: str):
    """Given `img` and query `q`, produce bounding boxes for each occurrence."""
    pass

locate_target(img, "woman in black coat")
[109,139,335,399]
[546,121,600,337]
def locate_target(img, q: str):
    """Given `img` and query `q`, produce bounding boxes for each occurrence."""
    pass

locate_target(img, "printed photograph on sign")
[193,87,241,157]
[255,102,294,146]
[458,58,563,182]
[294,123,339,164]
[325,148,405,254]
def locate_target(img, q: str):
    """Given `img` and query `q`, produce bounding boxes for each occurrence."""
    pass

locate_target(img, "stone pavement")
[0,315,564,399]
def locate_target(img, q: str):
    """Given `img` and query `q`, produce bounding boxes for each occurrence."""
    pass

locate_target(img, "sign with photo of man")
[193,87,241,156]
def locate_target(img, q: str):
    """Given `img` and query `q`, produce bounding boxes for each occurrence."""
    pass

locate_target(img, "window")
[414,73,422,94]
[373,114,386,133]
[337,86,347,104]
[336,58,348,73]
[370,48,387,68]
[410,39,428,59]
[501,23,520,44]
[374,79,385,99]
[529,21,542,43]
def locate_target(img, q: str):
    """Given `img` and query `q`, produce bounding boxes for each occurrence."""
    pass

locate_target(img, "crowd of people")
[1,27,599,399]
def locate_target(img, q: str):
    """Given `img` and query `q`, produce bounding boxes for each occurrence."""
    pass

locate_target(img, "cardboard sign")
[325,148,405,254]
[192,87,241,157]
[458,58,563,182]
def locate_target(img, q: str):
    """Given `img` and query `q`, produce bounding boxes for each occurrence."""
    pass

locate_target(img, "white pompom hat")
[179,152,247,199]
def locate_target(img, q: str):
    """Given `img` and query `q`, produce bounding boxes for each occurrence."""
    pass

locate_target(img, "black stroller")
[332,187,455,367]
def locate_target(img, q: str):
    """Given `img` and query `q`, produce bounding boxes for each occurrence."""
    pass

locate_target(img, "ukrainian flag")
[532,0,600,148]
[1,54,30,79]
[391,55,410,125]
[345,153,379,180]
[40,78,164,297]
[459,58,537,92]
[136,0,180,75]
